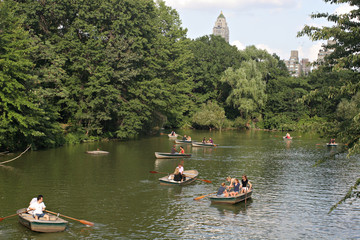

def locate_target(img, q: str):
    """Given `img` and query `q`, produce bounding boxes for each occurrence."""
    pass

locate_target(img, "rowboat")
[158,170,198,185]
[86,150,109,154]
[17,208,68,232]
[175,139,192,144]
[168,133,178,138]
[209,190,253,204]
[155,152,192,159]
[191,141,217,147]
[327,143,338,147]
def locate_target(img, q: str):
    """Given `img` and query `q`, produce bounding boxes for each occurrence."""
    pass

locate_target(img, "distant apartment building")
[285,50,311,77]
[317,39,336,63]
[213,11,229,43]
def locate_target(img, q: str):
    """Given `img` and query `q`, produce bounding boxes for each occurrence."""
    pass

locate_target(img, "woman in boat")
[217,182,229,197]
[208,137,214,144]
[173,167,182,181]
[170,131,176,136]
[285,133,291,139]
[229,178,241,196]
[330,138,336,144]
[226,176,236,190]
[240,175,252,194]
[179,146,185,154]
[202,137,206,143]
[187,135,191,141]
[182,135,187,140]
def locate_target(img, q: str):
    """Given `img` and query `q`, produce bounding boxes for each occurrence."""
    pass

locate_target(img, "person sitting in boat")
[173,167,182,181]
[28,195,49,220]
[179,146,185,154]
[329,138,336,144]
[240,175,252,194]
[171,145,178,154]
[217,182,229,197]
[182,135,187,140]
[285,133,291,139]
[187,135,191,141]
[175,164,185,181]
[226,176,236,190]
[170,131,176,136]
[202,137,206,143]
[229,178,241,196]
[208,137,214,144]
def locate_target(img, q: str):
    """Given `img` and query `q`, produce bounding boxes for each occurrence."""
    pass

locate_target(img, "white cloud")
[334,3,358,15]
[163,0,297,10]
[231,40,245,50]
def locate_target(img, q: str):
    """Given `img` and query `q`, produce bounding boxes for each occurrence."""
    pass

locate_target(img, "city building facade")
[285,50,311,77]
[213,11,229,43]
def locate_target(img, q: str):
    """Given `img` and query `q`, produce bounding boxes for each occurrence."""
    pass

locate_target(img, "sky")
[163,0,355,62]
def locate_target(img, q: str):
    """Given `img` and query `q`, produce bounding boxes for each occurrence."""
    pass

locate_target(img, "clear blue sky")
[163,0,354,62]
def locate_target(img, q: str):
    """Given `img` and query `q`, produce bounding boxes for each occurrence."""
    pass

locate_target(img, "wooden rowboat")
[168,133,178,138]
[327,143,338,147]
[175,139,192,144]
[191,141,217,147]
[155,152,192,159]
[86,150,109,154]
[158,170,198,185]
[17,208,68,232]
[209,190,253,204]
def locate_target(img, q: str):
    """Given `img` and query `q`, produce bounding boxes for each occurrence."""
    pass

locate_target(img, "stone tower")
[213,11,229,43]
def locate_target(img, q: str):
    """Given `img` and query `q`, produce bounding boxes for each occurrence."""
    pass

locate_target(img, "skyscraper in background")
[213,11,229,43]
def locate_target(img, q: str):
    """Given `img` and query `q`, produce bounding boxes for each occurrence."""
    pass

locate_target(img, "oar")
[0,209,28,222]
[45,210,94,226]
[193,192,217,201]
[149,171,212,183]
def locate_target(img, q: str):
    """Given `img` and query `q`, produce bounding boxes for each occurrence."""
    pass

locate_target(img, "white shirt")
[177,166,184,174]
[29,201,46,215]
[27,198,38,214]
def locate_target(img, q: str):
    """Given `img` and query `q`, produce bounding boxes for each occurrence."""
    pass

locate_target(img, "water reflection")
[211,199,253,216]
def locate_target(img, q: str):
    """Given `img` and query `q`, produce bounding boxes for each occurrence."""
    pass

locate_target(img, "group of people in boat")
[329,138,336,144]
[202,137,214,144]
[171,145,185,154]
[182,135,192,141]
[285,133,291,139]
[26,195,49,220]
[216,176,252,197]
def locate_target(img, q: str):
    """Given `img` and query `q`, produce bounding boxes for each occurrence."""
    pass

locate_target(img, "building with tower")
[213,11,229,43]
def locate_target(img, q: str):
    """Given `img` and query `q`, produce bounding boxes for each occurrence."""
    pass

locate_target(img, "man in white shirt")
[28,195,49,220]
[27,197,37,215]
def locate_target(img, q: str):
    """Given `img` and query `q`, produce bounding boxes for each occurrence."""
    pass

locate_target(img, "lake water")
[0,130,359,239]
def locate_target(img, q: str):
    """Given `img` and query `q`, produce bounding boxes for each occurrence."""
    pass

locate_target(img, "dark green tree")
[298,0,360,209]
[0,0,63,151]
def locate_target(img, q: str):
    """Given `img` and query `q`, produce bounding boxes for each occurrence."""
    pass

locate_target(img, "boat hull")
[327,143,338,147]
[17,208,68,233]
[86,150,109,154]
[209,190,253,204]
[158,170,198,186]
[175,140,192,144]
[191,142,216,147]
[155,152,191,159]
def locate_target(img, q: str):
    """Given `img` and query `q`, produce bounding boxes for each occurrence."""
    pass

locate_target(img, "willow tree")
[298,0,360,210]
[220,60,267,120]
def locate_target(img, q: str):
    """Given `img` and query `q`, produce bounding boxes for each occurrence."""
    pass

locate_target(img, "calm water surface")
[0,130,359,239]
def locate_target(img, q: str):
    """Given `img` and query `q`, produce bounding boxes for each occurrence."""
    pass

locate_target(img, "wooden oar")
[193,192,217,201]
[45,210,94,226]
[0,209,28,222]
[149,171,212,183]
